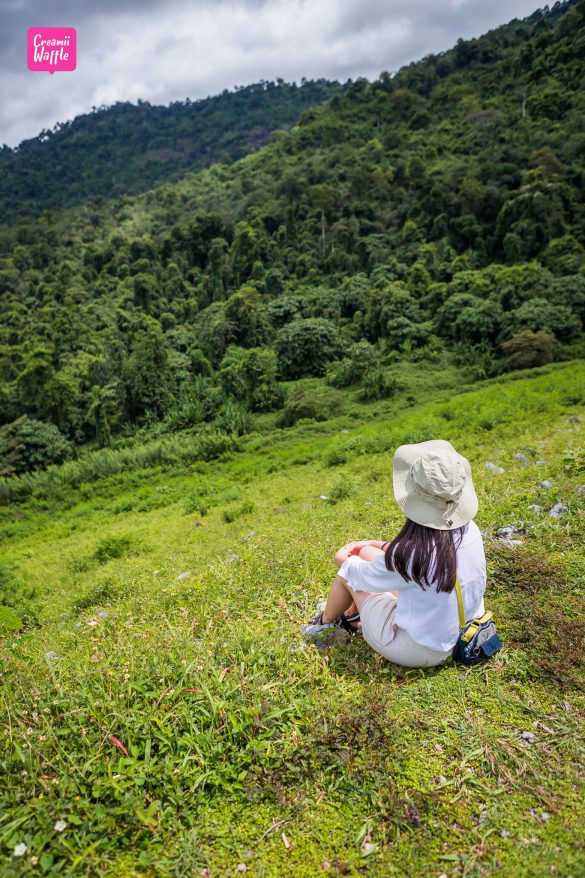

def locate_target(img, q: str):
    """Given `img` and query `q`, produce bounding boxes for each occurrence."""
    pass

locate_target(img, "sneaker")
[343,611,363,637]
[302,611,351,647]
[313,599,362,636]
[315,599,362,637]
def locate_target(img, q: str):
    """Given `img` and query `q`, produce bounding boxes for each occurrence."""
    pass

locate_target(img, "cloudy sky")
[1,0,540,149]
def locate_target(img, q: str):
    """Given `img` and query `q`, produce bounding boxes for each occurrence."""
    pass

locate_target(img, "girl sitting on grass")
[303,440,487,668]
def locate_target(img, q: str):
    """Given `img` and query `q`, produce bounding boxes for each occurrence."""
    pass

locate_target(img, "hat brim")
[392,439,478,530]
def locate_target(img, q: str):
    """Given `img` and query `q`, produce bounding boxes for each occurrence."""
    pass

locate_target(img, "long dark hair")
[384,518,465,592]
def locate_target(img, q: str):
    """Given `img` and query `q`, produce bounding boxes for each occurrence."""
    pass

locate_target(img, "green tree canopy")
[276,318,345,379]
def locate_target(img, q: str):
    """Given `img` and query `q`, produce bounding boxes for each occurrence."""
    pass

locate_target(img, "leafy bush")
[329,475,356,502]
[165,376,224,431]
[222,500,255,522]
[384,316,432,350]
[0,416,74,476]
[250,381,285,412]
[325,437,363,467]
[453,342,501,380]
[501,330,555,370]
[215,401,253,436]
[183,497,209,516]
[278,386,343,427]
[0,561,22,604]
[165,392,207,431]
[0,427,240,506]
[325,340,380,387]
[276,318,345,379]
[358,370,399,401]
[93,535,139,564]
[218,347,284,412]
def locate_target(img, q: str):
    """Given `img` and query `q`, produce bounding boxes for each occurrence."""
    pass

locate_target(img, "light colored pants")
[360,593,452,668]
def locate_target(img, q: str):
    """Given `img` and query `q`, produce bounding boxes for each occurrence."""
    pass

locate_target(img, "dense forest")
[1,0,584,480]
[0,79,342,222]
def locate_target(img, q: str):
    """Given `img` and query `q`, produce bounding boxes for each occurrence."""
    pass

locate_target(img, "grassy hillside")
[1,363,583,876]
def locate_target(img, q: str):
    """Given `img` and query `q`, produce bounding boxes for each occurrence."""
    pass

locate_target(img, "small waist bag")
[452,576,502,666]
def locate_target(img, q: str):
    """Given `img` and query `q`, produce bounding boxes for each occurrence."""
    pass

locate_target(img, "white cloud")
[0,0,541,148]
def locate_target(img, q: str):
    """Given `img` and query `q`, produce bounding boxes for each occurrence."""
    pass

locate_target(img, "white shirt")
[337,520,486,652]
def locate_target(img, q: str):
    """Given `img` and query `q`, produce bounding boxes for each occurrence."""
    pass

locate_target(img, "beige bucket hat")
[392,439,478,530]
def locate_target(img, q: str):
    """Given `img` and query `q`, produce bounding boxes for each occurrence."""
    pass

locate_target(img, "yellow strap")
[454,575,465,629]
[462,623,479,642]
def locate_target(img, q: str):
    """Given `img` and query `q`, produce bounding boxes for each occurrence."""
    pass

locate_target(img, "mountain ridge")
[0,78,343,223]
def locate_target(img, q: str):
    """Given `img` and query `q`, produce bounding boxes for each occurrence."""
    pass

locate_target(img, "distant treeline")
[0,79,342,222]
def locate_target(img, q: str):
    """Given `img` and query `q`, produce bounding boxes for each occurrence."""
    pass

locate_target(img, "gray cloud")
[0,0,540,148]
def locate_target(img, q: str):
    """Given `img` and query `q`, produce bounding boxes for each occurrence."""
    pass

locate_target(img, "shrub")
[0,561,39,630]
[0,562,22,604]
[325,446,350,467]
[278,386,342,427]
[93,535,138,564]
[215,401,253,436]
[0,416,74,476]
[165,392,207,431]
[0,427,240,506]
[218,347,284,412]
[453,341,501,380]
[329,475,356,503]
[501,330,555,370]
[165,376,225,432]
[325,340,380,388]
[276,318,345,379]
[250,382,285,412]
[358,370,399,402]
[325,437,363,467]
[222,500,255,523]
[384,316,432,350]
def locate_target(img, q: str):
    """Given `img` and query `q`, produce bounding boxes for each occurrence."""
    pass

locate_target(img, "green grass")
[1,362,584,876]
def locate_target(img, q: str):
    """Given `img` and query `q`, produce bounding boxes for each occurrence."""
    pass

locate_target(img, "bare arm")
[334,539,389,567]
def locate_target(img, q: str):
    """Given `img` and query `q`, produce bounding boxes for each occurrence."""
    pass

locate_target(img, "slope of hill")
[0,79,342,223]
[1,0,584,474]
[0,363,583,875]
